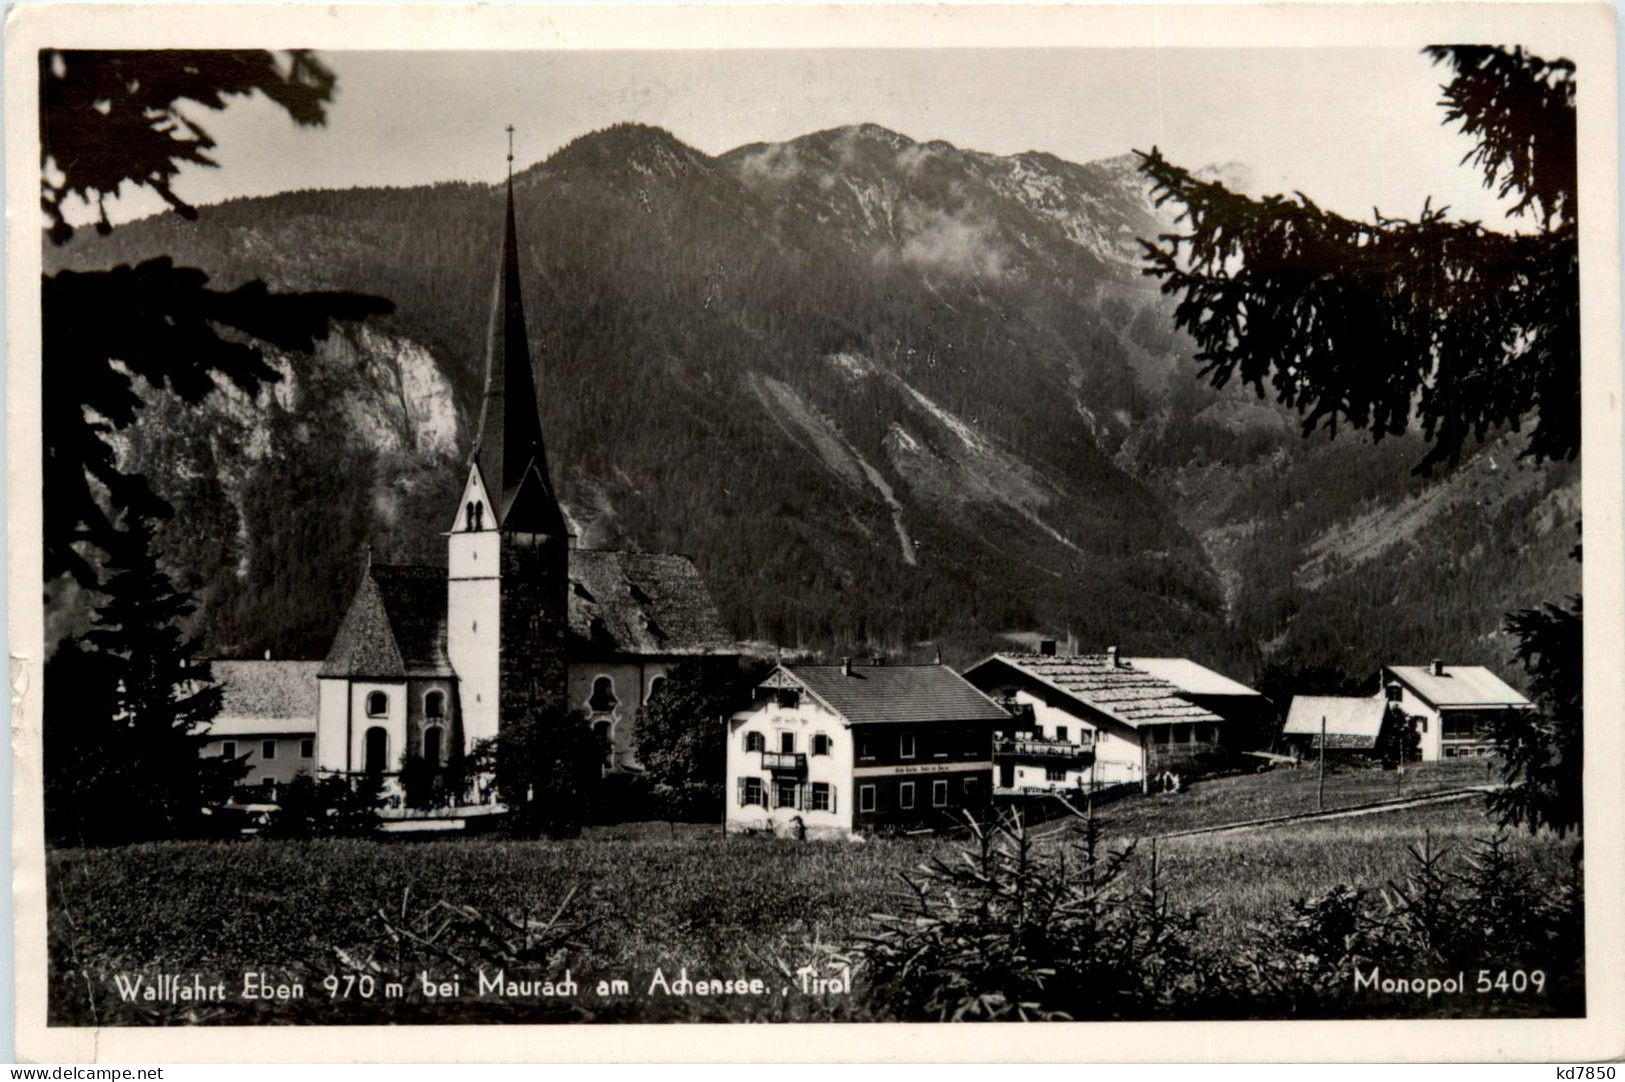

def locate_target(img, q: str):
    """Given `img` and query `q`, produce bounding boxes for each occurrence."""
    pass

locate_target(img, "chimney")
[1107,645,1120,668]
[1431,658,1445,676]
[1039,639,1057,657]
[933,644,943,665]
[841,657,852,677]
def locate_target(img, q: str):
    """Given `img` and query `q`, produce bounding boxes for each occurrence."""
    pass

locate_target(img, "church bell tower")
[447,132,571,754]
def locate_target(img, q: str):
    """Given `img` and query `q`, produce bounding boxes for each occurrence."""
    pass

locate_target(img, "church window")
[366,691,388,717]
[588,676,618,714]
[262,739,277,760]
[745,731,765,753]
[423,725,444,766]
[364,727,388,775]
[466,500,476,531]
[425,691,446,719]
[647,676,667,703]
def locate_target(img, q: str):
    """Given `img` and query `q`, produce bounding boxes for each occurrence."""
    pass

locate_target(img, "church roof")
[568,549,734,657]
[319,565,454,679]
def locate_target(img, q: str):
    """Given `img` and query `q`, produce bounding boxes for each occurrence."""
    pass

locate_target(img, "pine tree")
[64,519,245,842]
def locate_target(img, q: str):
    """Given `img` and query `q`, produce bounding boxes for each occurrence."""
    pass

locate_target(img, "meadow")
[46,763,1579,1025]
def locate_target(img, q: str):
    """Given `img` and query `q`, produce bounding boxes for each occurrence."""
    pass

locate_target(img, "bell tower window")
[588,676,618,714]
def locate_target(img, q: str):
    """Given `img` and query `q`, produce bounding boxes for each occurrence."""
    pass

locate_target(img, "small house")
[200,660,323,792]
[725,661,1009,838]
[1280,694,1394,760]
[1383,661,1533,761]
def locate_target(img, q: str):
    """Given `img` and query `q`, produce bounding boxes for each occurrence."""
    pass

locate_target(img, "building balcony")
[994,736,1094,765]
[761,751,808,774]
[997,699,1036,725]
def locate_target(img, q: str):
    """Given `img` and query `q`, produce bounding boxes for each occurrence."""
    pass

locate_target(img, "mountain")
[45,123,1579,690]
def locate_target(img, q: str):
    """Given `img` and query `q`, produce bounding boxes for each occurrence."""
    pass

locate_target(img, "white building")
[1383,661,1533,761]
[726,662,1010,838]
[199,660,323,791]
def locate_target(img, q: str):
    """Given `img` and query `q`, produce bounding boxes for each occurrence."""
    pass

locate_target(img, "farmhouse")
[1382,661,1533,761]
[1127,656,1274,751]
[204,168,734,806]
[961,645,1227,794]
[726,661,1009,837]
[198,659,322,789]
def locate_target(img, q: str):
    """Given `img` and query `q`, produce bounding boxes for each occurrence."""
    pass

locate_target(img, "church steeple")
[469,131,564,535]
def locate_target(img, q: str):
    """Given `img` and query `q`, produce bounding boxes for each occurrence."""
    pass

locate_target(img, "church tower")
[447,144,571,755]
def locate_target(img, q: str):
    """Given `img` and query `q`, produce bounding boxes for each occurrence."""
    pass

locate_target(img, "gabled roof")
[1281,695,1387,748]
[207,660,321,737]
[777,664,1010,727]
[320,565,453,678]
[1126,657,1263,699]
[964,653,1222,730]
[567,549,733,657]
[1385,665,1532,709]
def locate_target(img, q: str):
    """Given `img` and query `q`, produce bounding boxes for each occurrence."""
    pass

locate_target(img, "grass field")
[46,762,1579,1025]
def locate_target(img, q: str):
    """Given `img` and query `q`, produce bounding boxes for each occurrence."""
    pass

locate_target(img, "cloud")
[895,204,1007,278]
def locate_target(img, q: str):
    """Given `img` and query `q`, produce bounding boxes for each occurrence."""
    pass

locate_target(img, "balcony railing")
[761,751,808,774]
[994,737,1094,763]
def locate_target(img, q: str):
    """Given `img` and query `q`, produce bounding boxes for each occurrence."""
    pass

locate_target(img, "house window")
[1056,725,1068,742]
[364,727,388,775]
[963,776,979,797]
[300,737,314,759]
[1046,765,1067,782]
[931,729,948,758]
[221,741,237,760]
[857,734,875,761]
[859,785,876,813]
[776,688,800,709]
[261,739,277,760]
[423,725,444,766]
[775,780,798,809]
[812,733,831,757]
[647,676,667,703]
[740,777,764,806]
[366,691,388,717]
[900,733,916,759]
[425,691,445,719]
[779,732,796,755]
[589,676,618,713]
[933,780,948,807]
[745,731,765,753]
[810,782,832,811]
[899,782,916,809]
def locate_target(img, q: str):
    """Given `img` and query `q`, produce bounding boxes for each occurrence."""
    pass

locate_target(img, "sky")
[78,46,1529,228]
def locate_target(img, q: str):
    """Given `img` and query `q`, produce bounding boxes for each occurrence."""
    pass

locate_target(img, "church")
[300,166,734,801]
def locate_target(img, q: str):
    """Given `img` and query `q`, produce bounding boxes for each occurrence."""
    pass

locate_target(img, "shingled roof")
[1385,665,1532,709]
[781,664,1010,727]
[964,653,1222,730]
[567,549,733,657]
[320,564,453,679]
[1282,695,1387,749]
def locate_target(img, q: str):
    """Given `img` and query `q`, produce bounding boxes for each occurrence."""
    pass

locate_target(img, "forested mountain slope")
[47,123,1579,689]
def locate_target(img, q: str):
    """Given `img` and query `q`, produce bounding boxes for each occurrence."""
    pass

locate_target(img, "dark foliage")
[1137,46,1577,475]
[470,710,608,839]
[40,49,335,242]
[1490,598,1583,836]
[45,520,246,845]
[635,657,772,820]
[264,773,385,839]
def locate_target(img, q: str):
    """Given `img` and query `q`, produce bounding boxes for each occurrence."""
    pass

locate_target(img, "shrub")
[266,773,384,838]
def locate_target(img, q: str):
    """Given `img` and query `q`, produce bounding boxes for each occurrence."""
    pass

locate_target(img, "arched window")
[745,731,765,753]
[366,691,388,717]
[465,500,476,531]
[647,676,667,703]
[423,725,444,766]
[588,676,618,714]
[425,691,445,719]
[364,727,388,775]
[473,500,485,531]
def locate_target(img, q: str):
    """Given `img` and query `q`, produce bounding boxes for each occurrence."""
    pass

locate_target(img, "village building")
[725,661,1009,837]
[1382,661,1533,761]
[198,659,323,791]
[1126,656,1274,751]
[961,645,1227,794]
[205,166,733,805]
[1279,694,1397,760]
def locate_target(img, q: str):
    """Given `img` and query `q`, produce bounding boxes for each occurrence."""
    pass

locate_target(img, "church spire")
[469,129,563,534]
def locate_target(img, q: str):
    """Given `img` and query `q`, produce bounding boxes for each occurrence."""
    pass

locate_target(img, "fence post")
[1317,715,1327,811]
